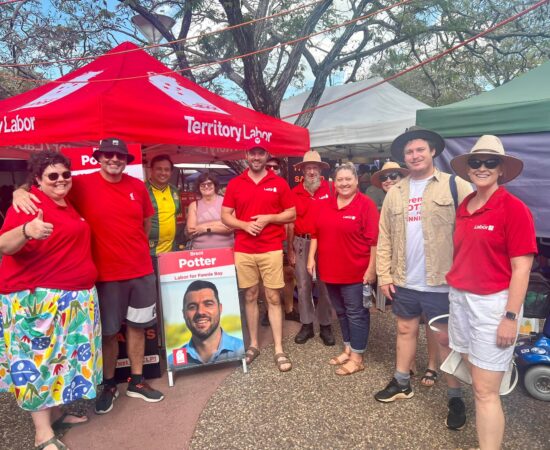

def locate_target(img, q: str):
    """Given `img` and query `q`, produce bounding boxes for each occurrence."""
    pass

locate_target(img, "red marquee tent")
[0,42,309,162]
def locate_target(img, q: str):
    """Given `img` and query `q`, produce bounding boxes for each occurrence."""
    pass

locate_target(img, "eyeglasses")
[200,181,214,188]
[46,171,72,181]
[101,151,127,161]
[267,165,280,171]
[379,172,401,182]
[467,158,501,169]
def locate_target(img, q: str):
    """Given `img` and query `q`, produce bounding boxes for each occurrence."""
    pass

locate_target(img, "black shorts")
[392,286,449,322]
[96,274,157,336]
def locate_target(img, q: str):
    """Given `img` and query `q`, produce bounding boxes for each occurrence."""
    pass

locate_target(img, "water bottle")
[363,283,373,308]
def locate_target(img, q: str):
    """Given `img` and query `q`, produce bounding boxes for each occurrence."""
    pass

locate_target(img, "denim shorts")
[392,286,450,321]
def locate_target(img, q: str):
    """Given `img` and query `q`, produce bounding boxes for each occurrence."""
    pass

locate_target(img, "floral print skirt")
[0,287,102,411]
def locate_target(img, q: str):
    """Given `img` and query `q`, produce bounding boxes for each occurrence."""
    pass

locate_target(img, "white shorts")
[448,287,522,372]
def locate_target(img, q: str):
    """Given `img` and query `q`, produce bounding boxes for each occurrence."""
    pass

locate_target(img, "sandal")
[274,352,292,372]
[244,346,260,364]
[35,437,67,450]
[335,359,365,376]
[329,353,350,366]
[420,368,438,387]
[52,413,88,433]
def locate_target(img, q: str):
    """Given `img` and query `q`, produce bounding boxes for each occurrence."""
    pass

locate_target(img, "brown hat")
[390,126,445,162]
[450,135,523,184]
[294,150,330,170]
[93,138,135,163]
[371,162,410,188]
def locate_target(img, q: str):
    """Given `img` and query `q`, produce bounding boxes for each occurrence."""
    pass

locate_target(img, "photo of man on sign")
[167,280,244,366]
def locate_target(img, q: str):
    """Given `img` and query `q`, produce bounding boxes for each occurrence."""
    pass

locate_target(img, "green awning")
[416,60,550,137]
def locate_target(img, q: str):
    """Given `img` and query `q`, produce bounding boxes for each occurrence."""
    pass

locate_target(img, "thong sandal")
[274,352,292,372]
[51,413,88,433]
[420,369,438,387]
[35,437,67,450]
[244,346,260,364]
[335,360,365,376]
[329,353,350,366]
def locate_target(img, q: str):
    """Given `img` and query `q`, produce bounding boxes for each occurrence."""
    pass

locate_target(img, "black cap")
[92,138,135,163]
[390,127,445,162]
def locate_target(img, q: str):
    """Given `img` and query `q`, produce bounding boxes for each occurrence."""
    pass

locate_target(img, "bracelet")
[22,222,33,240]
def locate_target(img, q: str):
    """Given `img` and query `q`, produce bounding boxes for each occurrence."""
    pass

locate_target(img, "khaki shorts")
[234,250,284,289]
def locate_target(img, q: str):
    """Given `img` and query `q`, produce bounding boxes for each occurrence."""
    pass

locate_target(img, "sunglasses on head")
[46,171,71,181]
[101,151,127,161]
[267,165,280,170]
[379,172,401,182]
[467,158,501,169]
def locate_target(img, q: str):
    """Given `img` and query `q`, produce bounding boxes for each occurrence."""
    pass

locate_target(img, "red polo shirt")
[223,168,295,253]
[314,192,379,284]
[69,172,155,282]
[0,187,97,293]
[446,187,537,295]
[292,179,333,235]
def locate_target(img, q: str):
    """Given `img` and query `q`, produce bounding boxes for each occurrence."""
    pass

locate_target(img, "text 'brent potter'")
[184,116,272,144]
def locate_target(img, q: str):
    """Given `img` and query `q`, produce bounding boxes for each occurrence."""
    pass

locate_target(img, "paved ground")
[1,312,548,449]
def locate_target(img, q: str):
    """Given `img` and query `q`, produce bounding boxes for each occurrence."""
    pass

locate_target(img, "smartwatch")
[504,311,517,321]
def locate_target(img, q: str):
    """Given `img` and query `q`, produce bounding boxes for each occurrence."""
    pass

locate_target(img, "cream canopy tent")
[280,77,429,161]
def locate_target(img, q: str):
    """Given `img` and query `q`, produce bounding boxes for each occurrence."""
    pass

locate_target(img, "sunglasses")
[467,158,501,169]
[200,181,214,188]
[379,172,401,182]
[267,165,280,170]
[46,171,72,181]
[101,151,127,161]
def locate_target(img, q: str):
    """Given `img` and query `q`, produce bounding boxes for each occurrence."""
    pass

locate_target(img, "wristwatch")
[206,228,212,234]
[503,311,517,321]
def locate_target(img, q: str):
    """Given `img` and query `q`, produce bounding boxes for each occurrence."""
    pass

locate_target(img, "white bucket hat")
[450,135,523,184]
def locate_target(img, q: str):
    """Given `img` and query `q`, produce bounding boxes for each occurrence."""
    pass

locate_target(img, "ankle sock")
[103,377,116,388]
[394,370,410,386]
[129,374,143,385]
[447,387,463,399]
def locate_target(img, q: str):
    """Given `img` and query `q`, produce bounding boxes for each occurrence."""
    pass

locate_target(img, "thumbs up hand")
[25,209,54,240]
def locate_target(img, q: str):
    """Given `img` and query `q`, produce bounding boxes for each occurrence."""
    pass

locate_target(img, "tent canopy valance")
[0,42,309,163]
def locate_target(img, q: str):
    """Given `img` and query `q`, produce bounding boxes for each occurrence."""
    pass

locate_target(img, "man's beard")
[186,314,220,341]
[304,177,321,193]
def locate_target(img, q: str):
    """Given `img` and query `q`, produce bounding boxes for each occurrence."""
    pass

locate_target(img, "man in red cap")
[13,137,165,415]
[221,147,296,372]
[288,150,335,345]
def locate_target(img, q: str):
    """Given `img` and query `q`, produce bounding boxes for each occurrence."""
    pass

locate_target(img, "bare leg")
[265,286,284,355]
[31,409,59,449]
[396,316,421,375]
[102,334,119,379]
[126,326,145,375]
[244,285,260,349]
[433,323,462,389]
[471,365,505,450]
[426,322,439,369]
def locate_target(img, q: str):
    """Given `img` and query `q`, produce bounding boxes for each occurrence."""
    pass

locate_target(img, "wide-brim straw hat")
[371,161,410,188]
[390,126,445,162]
[450,135,523,184]
[294,150,330,170]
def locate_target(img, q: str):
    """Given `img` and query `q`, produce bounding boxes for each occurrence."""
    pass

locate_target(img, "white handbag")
[429,315,518,396]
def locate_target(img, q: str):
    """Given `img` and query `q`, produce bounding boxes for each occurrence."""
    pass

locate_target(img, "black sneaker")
[374,377,414,403]
[126,379,165,403]
[95,384,119,414]
[446,397,466,430]
[294,323,314,344]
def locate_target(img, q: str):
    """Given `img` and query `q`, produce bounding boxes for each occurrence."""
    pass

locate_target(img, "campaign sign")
[158,248,245,373]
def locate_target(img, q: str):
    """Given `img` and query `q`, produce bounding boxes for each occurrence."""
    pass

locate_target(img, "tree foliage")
[1,0,549,120]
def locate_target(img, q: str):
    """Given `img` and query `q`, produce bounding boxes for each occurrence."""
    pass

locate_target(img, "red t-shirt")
[0,187,97,293]
[314,193,379,284]
[69,172,154,281]
[292,179,333,235]
[446,187,537,294]
[222,169,295,253]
